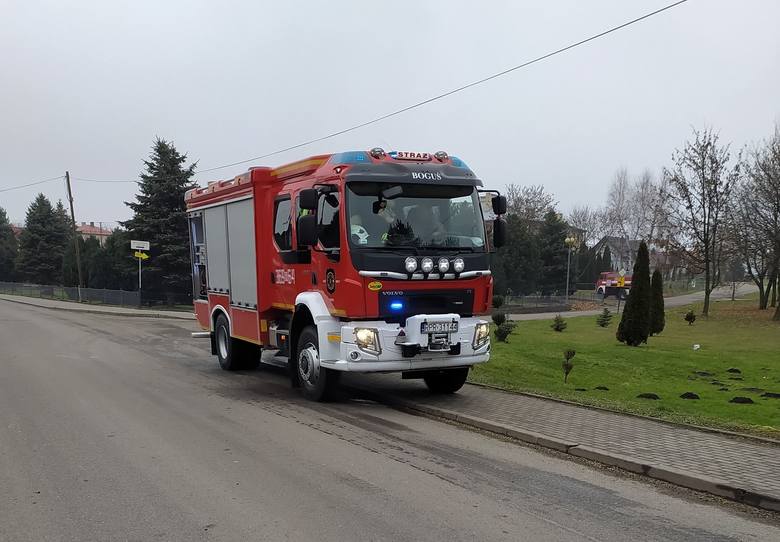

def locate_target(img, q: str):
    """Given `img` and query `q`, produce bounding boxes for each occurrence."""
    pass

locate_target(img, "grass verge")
[472,299,780,438]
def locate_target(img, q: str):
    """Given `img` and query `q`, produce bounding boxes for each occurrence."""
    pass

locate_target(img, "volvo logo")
[411,171,442,181]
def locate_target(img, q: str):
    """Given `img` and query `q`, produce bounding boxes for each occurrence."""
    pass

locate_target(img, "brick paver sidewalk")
[345,375,780,511]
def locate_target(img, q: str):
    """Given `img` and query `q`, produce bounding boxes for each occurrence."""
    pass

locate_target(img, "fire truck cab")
[185,148,506,401]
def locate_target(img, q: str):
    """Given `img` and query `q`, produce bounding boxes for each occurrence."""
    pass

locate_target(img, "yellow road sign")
[617,276,625,287]
[134,251,149,260]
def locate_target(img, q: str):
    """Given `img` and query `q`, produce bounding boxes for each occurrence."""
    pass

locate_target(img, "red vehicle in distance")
[595,271,632,299]
[185,148,507,401]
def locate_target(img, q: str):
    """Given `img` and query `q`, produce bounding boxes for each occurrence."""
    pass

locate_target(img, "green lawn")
[471,300,780,438]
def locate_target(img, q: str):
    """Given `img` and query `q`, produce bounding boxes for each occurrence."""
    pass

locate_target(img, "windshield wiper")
[418,245,479,252]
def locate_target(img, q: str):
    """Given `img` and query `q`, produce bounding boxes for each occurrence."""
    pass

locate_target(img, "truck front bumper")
[319,315,490,373]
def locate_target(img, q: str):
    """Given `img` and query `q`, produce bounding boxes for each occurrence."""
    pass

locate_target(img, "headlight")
[452,258,465,273]
[404,257,418,273]
[472,322,490,349]
[437,258,450,273]
[421,257,434,273]
[355,328,381,355]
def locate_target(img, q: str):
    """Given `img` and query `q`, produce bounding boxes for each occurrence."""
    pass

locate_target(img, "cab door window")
[273,197,292,251]
[317,192,340,249]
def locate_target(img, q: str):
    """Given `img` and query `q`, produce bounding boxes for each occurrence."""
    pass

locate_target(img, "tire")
[423,368,469,394]
[214,313,262,371]
[295,325,340,401]
[215,314,240,371]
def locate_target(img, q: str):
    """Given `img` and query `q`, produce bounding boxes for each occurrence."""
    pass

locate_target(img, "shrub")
[492,295,504,309]
[491,311,506,326]
[596,308,612,327]
[562,349,576,383]
[551,314,567,332]
[684,310,696,325]
[494,322,515,343]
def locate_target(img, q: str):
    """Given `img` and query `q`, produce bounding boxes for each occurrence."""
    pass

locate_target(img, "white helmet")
[351,224,369,245]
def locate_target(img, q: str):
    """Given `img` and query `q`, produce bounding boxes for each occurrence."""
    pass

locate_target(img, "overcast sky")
[1,0,778,225]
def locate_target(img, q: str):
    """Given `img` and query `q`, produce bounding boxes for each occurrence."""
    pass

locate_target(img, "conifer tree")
[649,269,666,335]
[15,194,71,284]
[123,138,197,299]
[0,207,18,280]
[538,210,568,294]
[616,241,651,346]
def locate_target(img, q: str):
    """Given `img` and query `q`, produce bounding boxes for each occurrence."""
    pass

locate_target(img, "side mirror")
[297,214,317,246]
[492,195,507,216]
[299,188,319,211]
[493,217,507,248]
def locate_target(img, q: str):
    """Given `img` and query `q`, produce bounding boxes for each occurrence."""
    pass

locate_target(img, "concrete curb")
[0,295,194,320]
[345,385,780,513]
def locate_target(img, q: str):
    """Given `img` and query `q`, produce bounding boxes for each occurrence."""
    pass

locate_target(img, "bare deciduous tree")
[664,128,740,317]
[504,184,557,221]
[742,125,780,319]
[729,182,772,308]
[567,204,603,246]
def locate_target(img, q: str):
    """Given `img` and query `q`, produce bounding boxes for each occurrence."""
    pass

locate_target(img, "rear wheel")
[423,368,469,394]
[215,314,239,371]
[296,326,340,401]
[215,314,259,371]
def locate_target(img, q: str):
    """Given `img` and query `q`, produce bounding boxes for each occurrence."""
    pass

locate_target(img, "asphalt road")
[1,300,777,541]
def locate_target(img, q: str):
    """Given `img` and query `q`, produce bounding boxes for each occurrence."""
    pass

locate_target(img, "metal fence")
[0,281,140,307]
[501,292,602,313]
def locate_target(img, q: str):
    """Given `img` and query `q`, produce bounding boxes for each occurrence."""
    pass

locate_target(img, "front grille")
[378,289,474,323]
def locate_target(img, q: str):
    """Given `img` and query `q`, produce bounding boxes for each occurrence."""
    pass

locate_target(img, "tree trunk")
[774,296,780,321]
[703,262,711,317]
[772,275,778,308]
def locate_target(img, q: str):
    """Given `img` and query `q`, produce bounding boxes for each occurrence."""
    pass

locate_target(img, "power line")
[191,0,691,174]
[73,177,136,183]
[4,0,690,189]
[0,175,64,194]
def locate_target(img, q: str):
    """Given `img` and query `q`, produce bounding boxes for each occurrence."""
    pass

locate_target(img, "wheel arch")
[210,304,230,332]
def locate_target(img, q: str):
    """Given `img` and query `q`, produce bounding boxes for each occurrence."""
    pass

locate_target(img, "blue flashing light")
[389,300,404,311]
[450,156,469,169]
[329,151,369,165]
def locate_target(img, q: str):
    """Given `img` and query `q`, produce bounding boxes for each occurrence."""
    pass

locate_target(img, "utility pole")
[65,171,84,302]
[564,236,577,305]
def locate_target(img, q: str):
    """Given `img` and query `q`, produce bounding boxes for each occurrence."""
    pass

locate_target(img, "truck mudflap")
[320,314,490,373]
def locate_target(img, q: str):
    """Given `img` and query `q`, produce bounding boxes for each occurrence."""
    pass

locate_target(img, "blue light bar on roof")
[450,156,469,169]
[329,151,369,164]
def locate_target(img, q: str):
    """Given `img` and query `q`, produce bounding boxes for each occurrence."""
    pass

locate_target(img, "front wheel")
[423,368,469,394]
[296,326,340,401]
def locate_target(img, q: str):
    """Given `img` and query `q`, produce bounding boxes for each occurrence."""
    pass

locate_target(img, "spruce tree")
[649,270,666,335]
[0,207,18,281]
[15,194,71,284]
[616,241,651,346]
[538,210,568,294]
[123,138,197,299]
[493,215,542,295]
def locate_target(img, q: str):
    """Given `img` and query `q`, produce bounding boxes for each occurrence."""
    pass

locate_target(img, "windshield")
[346,183,486,250]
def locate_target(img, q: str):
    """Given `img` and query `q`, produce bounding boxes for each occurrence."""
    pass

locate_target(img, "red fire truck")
[185,148,506,401]
[595,271,632,299]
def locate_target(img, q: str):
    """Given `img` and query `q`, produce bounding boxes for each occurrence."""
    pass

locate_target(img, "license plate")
[421,321,458,334]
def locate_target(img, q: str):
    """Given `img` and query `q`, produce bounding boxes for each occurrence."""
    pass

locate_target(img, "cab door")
[269,194,298,310]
